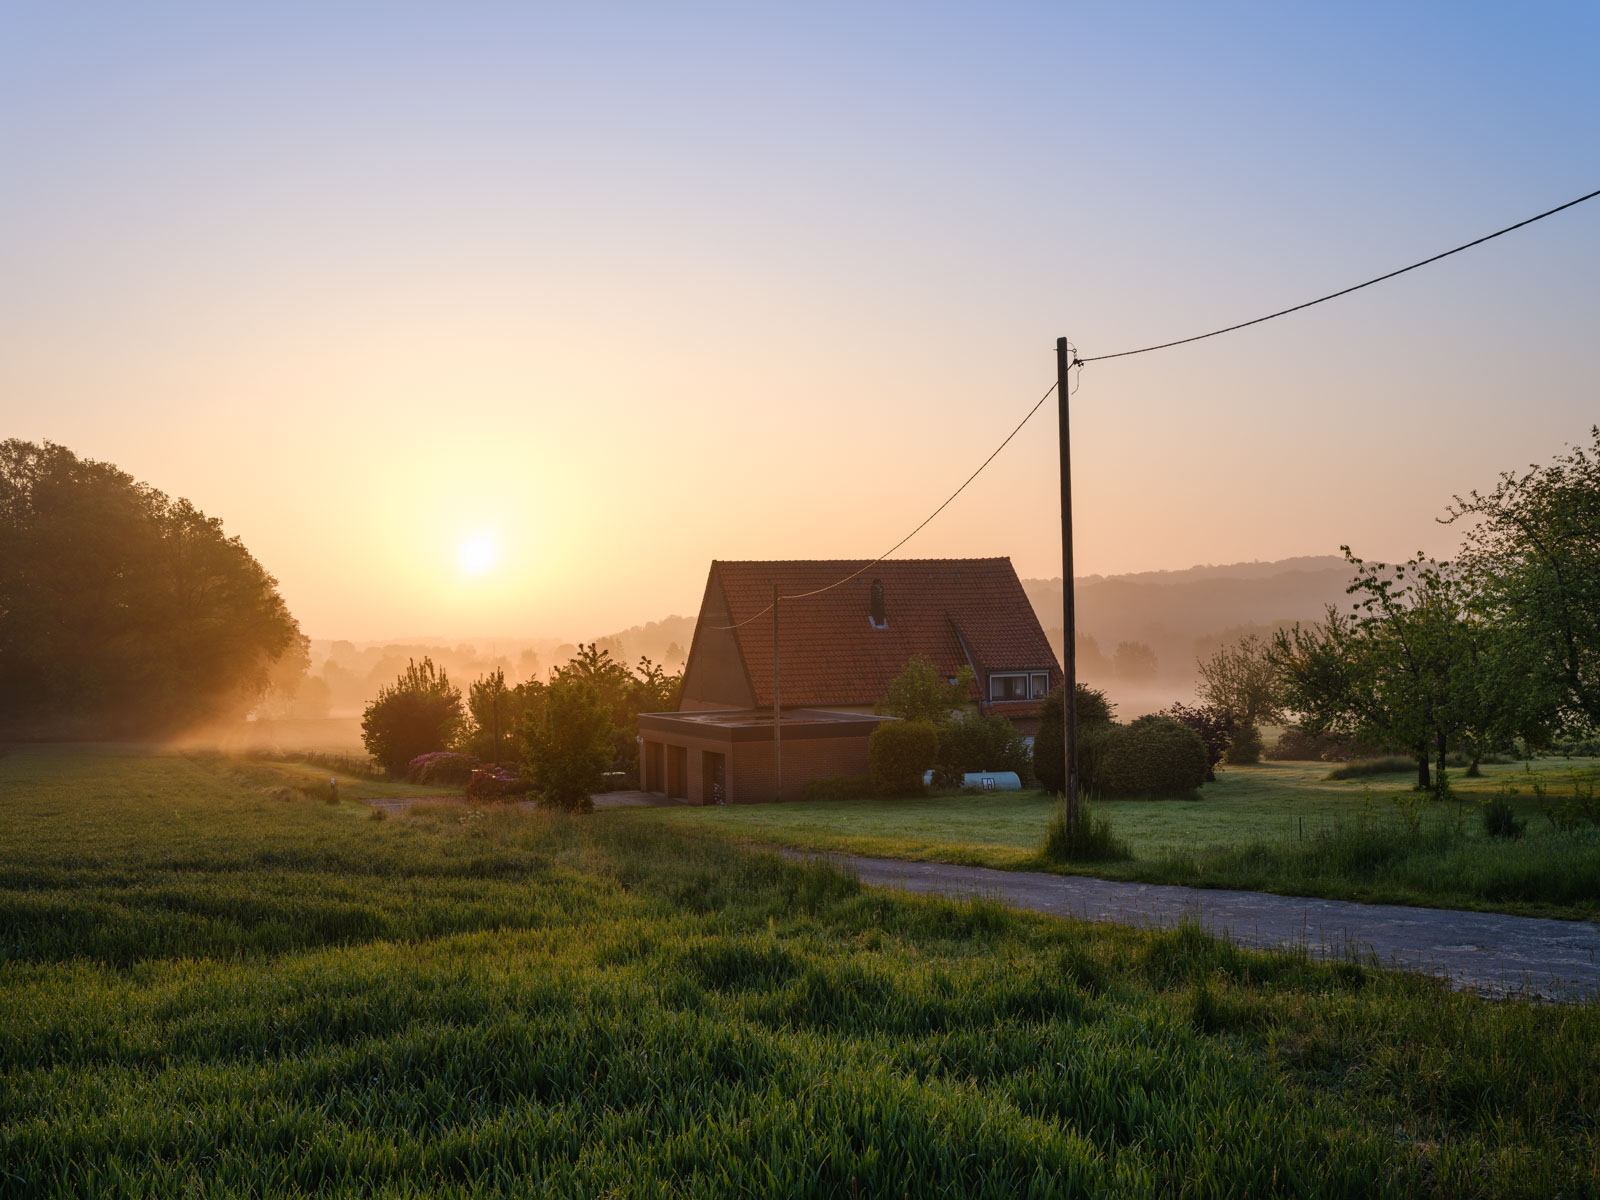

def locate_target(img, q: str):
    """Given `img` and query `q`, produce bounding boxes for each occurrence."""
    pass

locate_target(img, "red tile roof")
[697,558,1060,710]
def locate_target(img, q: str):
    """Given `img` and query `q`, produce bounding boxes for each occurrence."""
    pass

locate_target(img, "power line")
[1076,185,1600,364]
[708,378,1061,629]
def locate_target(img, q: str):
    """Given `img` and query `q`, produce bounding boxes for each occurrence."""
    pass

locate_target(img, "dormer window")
[1031,673,1049,699]
[990,673,1029,701]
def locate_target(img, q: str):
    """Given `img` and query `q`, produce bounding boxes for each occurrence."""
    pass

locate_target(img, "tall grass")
[0,745,1597,1197]
[1039,793,1131,863]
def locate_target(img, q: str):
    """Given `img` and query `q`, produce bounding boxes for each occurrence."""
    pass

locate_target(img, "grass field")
[645,759,1600,919]
[2,744,1599,1197]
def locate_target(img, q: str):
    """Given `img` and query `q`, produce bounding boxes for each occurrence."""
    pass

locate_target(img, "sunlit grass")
[643,759,1600,918]
[1,745,1597,1197]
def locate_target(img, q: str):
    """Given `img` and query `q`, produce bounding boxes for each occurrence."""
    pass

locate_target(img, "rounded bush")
[1033,685,1116,795]
[1083,717,1208,797]
[868,720,940,795]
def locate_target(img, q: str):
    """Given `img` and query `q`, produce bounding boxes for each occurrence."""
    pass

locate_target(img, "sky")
[3,2,1597,640]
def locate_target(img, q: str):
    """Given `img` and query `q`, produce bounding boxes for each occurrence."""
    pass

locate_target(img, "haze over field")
[4,5,1599,642]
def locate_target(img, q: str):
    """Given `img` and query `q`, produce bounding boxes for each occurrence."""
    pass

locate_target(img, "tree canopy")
[0,440,305,736]
[1446,427,1600,732]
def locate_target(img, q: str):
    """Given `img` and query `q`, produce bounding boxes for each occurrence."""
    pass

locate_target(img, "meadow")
[649,758,1600,920]
[2,744,1598,1197]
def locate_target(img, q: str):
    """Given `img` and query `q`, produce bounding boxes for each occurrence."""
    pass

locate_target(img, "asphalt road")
[817,852,1600,1000]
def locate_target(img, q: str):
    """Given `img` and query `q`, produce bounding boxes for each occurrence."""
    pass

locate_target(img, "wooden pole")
[772,582,782,802]
[1056,337,1080,833]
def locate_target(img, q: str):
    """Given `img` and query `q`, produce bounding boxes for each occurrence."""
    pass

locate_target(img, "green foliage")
[1032,685,1116,795]
[875,655,975,722]
[1226,721,1265,765]
[1447,426,1600,729]
[1154,702,1237,780]
[1325,756,1423,781]
[1082,717,1210,798]
[5,745,1599,1199]
[868,719,940,795]
[1039,794,1131,863]
[551,643,682,773]
[933,713,1030,783]
[1196,633,1286,727]
[1482,789,1527,840]
[463,668,543,762]
[521,675,613,813]
[0,440,306,736]
[360,657,466,774]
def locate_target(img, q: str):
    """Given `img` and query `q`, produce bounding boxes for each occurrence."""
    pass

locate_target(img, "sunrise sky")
[3,3,1597,640]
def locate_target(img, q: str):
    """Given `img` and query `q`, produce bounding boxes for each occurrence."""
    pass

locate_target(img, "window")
[1030,673,1049,699]
[989,673,1029,701]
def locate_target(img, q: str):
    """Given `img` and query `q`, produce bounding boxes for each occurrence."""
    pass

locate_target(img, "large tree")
[0,441,305,736]
[1270,551,1500,791]
[1196,633,1285,729]
[1445,427,1600,732]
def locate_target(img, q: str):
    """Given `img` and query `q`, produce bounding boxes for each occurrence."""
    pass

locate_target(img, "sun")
[459,534,497,576]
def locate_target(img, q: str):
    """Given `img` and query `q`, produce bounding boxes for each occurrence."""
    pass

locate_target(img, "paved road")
[817,853,1600,1000]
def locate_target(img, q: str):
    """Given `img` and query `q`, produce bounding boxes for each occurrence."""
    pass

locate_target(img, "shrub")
[1324,755,1419,781]
[521,676,614,814]
[406,751,481,784]
[934,713,1030,784]
[868,720,940,796]
[1225,722,1264,765]
[1265,727,1384,762]
[1482,791,1527,839]
[1083,717,1209,798]
[360,658,466,775]
[876,655,974,722]
[800,774,876,801]
[1153,703,1236,780]
[1033,685,1117,794]
[466,765,529,801]
[1039,794,1131,862]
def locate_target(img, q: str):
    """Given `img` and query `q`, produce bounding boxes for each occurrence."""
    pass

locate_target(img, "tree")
[1196,633,1285,728]
[551,642,681,775]
[1113,641,1158,682]
[361,657,465,775]
[1445,427,1600,732]
[1033,684,1116,795]
[1270,550,1486,792]
[521,675,614,812]
[876,656,975,723]
[463,669,545,762]
[0,440,305,736]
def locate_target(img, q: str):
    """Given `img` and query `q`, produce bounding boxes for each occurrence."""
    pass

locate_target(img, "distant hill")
[1022,555,1354,716]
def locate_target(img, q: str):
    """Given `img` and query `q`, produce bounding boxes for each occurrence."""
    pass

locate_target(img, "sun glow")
[459,534,497,576]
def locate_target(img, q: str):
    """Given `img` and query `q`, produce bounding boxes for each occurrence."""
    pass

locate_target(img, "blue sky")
[2,2,1597,636]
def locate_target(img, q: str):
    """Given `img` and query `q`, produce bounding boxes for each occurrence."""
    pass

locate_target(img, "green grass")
[1,744,1598,1197]
[648,759,1600,919]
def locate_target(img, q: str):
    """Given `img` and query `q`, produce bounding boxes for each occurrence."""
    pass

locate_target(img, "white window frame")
[1030,673,1049,699]
[989,673,1029,702]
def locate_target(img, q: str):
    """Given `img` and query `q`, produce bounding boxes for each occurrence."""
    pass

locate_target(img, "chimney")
[869,578,887,628]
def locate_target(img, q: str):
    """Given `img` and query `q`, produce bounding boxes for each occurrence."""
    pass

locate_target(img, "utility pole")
[1056,337,1080,833]
[772,582,782,802]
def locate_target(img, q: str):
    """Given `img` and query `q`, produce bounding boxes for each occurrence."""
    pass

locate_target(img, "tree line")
[0,442,306,737]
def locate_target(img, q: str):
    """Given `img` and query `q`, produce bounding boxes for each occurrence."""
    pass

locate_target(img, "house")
[636,558,1061,803]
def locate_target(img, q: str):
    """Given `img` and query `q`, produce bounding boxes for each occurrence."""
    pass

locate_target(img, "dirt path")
[818,853,1600,1000]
